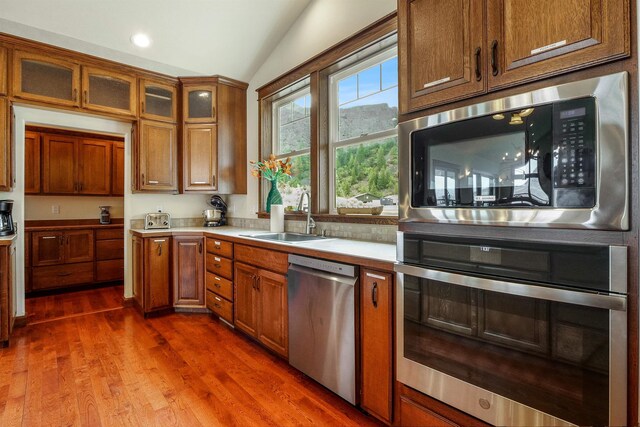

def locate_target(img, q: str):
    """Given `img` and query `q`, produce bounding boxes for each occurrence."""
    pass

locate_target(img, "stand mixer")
[203,195,227,226]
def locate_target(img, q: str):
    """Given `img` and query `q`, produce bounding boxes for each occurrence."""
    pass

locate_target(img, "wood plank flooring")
[2,288,380,426]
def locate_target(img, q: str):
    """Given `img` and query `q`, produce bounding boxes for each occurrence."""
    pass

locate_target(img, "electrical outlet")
[51,205,60,214]
[156,206,163,212]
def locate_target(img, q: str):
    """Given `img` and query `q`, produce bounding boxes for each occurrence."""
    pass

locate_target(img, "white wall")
[25,195,124,220]
[228,0,397,218]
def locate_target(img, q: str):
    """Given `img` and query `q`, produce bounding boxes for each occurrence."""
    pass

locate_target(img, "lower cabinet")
[396,382,489,427]
[234,258,288,358]
[173,236,205,307]
[132,235,172,315]
[360,269,393,423]
[0,240,15,346]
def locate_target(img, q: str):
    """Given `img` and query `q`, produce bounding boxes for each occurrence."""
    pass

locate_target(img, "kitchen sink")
[240,232,331,243]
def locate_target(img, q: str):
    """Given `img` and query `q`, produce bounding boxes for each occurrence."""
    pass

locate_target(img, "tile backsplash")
[130,216,397,243]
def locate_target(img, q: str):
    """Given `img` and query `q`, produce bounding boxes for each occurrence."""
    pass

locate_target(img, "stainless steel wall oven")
[395,233,627,426]
[398,72,629,230]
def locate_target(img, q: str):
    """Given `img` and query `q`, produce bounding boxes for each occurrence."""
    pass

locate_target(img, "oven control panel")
[552,97,596,207]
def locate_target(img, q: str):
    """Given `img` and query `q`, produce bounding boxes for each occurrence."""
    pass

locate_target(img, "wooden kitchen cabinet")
[30,228,95,291]
[398,0,485,112]
[140,79,177,122]
[173,236,205,308]
[0,97,10,192]
[12,50,81,107]
[184,124,217,192]
[82,67,137,116]
[42,134,77,193]
[398,0,631,113]
[24,131,40,194]
[78,139,112,195]
[136,120,178,192]
[95,228,124,282]
[179,77,247,194]
[0,240,15,347]
[111,142,125,196]
[182,84,217,123]
[361,269,393,423]
[205,237,234,323]
[0,46,7,96]
[132,235,172,315]
[486,0,630,89]
[234,245,288,358]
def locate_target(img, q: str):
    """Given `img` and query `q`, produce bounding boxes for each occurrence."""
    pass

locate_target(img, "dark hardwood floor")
[1,287,380,426]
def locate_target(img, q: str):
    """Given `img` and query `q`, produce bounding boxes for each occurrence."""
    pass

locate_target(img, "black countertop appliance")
[0,200,15,236]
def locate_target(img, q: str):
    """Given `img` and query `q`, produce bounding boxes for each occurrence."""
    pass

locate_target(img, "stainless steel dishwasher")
[287,254,358,404]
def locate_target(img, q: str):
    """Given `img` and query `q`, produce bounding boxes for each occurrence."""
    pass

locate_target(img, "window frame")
[256,13,397,223]
[328,46,398,214]
[272,86,312,160]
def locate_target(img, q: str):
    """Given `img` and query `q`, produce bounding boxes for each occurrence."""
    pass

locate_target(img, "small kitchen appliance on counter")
[145,212,171,230]
[0,200,14,236]
[99,206,111,224]
[203,195,227,227]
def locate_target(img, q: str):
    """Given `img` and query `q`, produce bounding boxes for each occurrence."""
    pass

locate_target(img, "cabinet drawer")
[206,290,233,323]
[206,272,233,301]
[206,237,233,258]
[206,253,233,279]
[95,228,123,240]
[235,244,288,274]
[96,239,124,260]
[32,262,94,290]
[96,259,124,282]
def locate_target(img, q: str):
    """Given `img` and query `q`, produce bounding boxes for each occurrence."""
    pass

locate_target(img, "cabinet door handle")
[490,40,499,76]
[141,101,145,114]
[212,174,216,187]
[371,282,378,308]
[199,241,203,253]
[141,173,145,185]
[66,235,69,245]
[59,236,64,246]
[474,47,482,81]
[73,88,78,102]
[42,236,57,239]
[84,90,88,104]
[256,276,260,291]
[157,242,162,256]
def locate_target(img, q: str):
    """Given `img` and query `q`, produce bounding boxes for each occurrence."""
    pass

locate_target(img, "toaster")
[145,212,171,229]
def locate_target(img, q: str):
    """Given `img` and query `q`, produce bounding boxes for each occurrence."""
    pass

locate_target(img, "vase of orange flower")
[250,154,292,213]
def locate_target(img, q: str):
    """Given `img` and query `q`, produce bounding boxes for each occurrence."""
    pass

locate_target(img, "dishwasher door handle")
[287,264,357,286]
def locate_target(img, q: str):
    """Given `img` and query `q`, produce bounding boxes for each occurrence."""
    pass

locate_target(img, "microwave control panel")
[552,97,596,208]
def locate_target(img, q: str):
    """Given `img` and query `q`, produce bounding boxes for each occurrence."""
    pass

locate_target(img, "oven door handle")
[394,263,626,311]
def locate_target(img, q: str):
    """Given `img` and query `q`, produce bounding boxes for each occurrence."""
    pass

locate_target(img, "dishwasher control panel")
[288,254,356,277]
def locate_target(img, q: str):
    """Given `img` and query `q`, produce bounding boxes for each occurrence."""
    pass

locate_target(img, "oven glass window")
[403,275,609,426]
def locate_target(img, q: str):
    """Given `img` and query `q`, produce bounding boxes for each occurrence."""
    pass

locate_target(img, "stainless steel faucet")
[297,192,316,234]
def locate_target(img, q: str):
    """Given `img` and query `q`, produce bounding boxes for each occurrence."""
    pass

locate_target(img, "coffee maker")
[203,195,227,226]
[0,200,15,236]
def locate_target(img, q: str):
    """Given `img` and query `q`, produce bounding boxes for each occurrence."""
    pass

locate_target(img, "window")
[329,47,398,215]
[271,87,311,210]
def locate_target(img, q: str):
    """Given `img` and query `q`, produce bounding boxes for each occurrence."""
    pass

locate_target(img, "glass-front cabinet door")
[183,85,217,123]
[82,67,137,116]
[12,50,81,107]
[140,79,177,122]
[0,46,7,96]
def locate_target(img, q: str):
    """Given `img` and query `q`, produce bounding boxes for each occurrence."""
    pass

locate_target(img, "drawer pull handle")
[214,283,220,288]
[214,303,221,309]
[215,277,221,281]
[214,241,221,246]
[215,296,222,302]
[366,272,386,280]
[214,264,221,268]
[214,257,221,262]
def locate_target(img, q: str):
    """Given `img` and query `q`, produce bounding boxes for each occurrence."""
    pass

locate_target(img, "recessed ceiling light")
[131,33,151,48]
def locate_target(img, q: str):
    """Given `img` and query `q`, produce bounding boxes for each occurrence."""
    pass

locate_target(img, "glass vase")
[266,180,282,213]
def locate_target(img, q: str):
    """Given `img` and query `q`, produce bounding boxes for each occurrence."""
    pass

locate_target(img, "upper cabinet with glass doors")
[183,84,217,123]
[82,67,137,116]
[12,50,81,107]
[140,79,177,122]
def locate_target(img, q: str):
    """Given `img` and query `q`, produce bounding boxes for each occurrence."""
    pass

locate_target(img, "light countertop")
[130,226,397,266]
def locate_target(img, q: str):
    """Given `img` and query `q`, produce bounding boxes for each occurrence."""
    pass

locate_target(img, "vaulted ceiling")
[0,0,311,81]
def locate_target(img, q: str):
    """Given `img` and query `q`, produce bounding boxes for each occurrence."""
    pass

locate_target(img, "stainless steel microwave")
[398,72,629,230]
